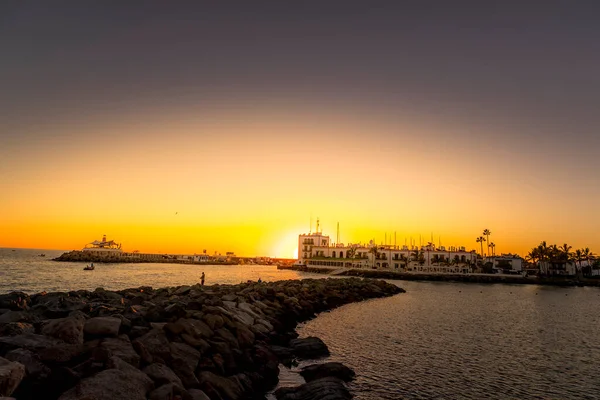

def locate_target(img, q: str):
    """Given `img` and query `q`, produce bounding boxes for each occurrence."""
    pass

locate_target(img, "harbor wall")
[280,265,600,287]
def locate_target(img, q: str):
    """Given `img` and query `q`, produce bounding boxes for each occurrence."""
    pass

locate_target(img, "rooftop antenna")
[395,232,397,248]
[316,217,320,234]
[309,213,312,234]
[337,222,340,244]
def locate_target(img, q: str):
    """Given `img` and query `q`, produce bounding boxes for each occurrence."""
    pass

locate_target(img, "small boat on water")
[39,254,46,257]
[83,263,95,271]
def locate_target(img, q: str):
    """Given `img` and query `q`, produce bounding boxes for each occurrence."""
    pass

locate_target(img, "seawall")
[281,265,600,287]
[53,250,236,265]
[0,277,403,399]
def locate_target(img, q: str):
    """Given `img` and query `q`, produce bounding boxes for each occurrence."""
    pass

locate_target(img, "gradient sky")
[2,2,600,257]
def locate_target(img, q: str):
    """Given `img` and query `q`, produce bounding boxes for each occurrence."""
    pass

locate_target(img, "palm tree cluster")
[475,228,496,257]
[526,241,597,276]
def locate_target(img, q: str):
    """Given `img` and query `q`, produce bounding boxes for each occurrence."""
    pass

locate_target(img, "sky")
[2,2,600,257]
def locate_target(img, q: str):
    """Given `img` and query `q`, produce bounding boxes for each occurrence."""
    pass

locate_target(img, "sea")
[3,248,600,399]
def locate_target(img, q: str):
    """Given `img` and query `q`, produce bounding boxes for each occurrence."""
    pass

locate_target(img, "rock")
[268,345,294,367]
[0,357,25,397]
[299,362,355,382]
[166,318,213,340]
[0,323,34,337]
[0,334,62,356]
[37,343,87,365]
[58,356,153,400]
[0,293,30,311]
[181,334,211,354]
[222,300,236,309]
[188,388,211,400]
[4,348,50,379]
[133,329,171,364]
[168,342,201,388]
[41,315,85,344]
[289,337,330,359]
[274,377,351,400]
[197,371,243,400]
[144,363,183,387]
[84,317,121,337]
[148,383,176,400]
[233,323,255,348]
[174,286,191,296]
[214,328,239,350]
[202,314,224,331]
[99,336,140,367]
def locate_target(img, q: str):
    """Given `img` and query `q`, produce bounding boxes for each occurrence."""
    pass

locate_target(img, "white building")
[298,230,477,273]
[484,255,524,274]
[193,254,210,263]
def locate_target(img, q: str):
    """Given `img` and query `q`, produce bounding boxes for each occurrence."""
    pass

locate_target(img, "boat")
[39,254,46,257]
[83,263,95,271]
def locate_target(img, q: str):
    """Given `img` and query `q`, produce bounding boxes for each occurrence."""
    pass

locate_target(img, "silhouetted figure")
[201,272,205,286]
[257,277,262,283]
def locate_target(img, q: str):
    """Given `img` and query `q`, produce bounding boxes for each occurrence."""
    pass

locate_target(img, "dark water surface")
[296,281,600,399]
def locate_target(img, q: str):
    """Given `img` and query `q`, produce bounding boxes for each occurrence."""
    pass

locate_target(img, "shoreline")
[0,277,403,399]
[279,265,600,287]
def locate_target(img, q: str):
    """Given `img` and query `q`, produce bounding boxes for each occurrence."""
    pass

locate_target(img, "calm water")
[4,249,600,399]
[0,248,317,294]
[293,281,600,399]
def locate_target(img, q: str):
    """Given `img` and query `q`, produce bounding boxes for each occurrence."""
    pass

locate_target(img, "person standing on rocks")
[201,271,205,286]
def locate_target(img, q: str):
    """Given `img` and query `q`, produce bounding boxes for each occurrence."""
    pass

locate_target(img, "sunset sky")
[2,2,600,257]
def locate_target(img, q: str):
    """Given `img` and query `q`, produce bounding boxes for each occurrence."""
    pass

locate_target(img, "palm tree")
[476,236,486,258]
[369,246,379,269]
[537,241,550,276]
[489,242,496,257]
[574,249,584,276]
[560,243,572,262]
[582,247,595,276]
[483,229,491,256]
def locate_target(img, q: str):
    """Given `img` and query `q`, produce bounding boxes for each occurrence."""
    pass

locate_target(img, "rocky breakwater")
[0,278,403,400]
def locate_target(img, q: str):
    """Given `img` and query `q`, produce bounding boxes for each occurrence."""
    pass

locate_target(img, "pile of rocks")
[0,278,403,399]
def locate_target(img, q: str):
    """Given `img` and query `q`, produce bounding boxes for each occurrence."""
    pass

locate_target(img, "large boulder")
[98,336,140,367]
[4,348,50,379]
[289,337,330,360]
[274,376,351,400]
[84,317,121,337]
[0,334,62,356]
[165,318,213,340]
[132,329,171,364]
[188,388,211,400]
[0,357,25,397]
[0,323,34,337]
[58,357,153,400]
[41,315,85,344]
[143,363,183,387]
[0,312,29,324]
[197,371,243,400]
[299,362,355,382]
[168,342,201,388]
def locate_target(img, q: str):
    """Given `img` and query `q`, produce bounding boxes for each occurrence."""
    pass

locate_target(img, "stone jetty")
[0,278,403,399]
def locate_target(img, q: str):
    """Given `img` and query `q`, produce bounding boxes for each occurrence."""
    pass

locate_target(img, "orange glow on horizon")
[2,106,598,258]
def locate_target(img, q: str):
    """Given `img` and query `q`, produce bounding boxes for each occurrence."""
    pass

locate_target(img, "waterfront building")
[82,235,122,254]
[193,254,210,263]
[483,255,524,274]
[298,229,477,273]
